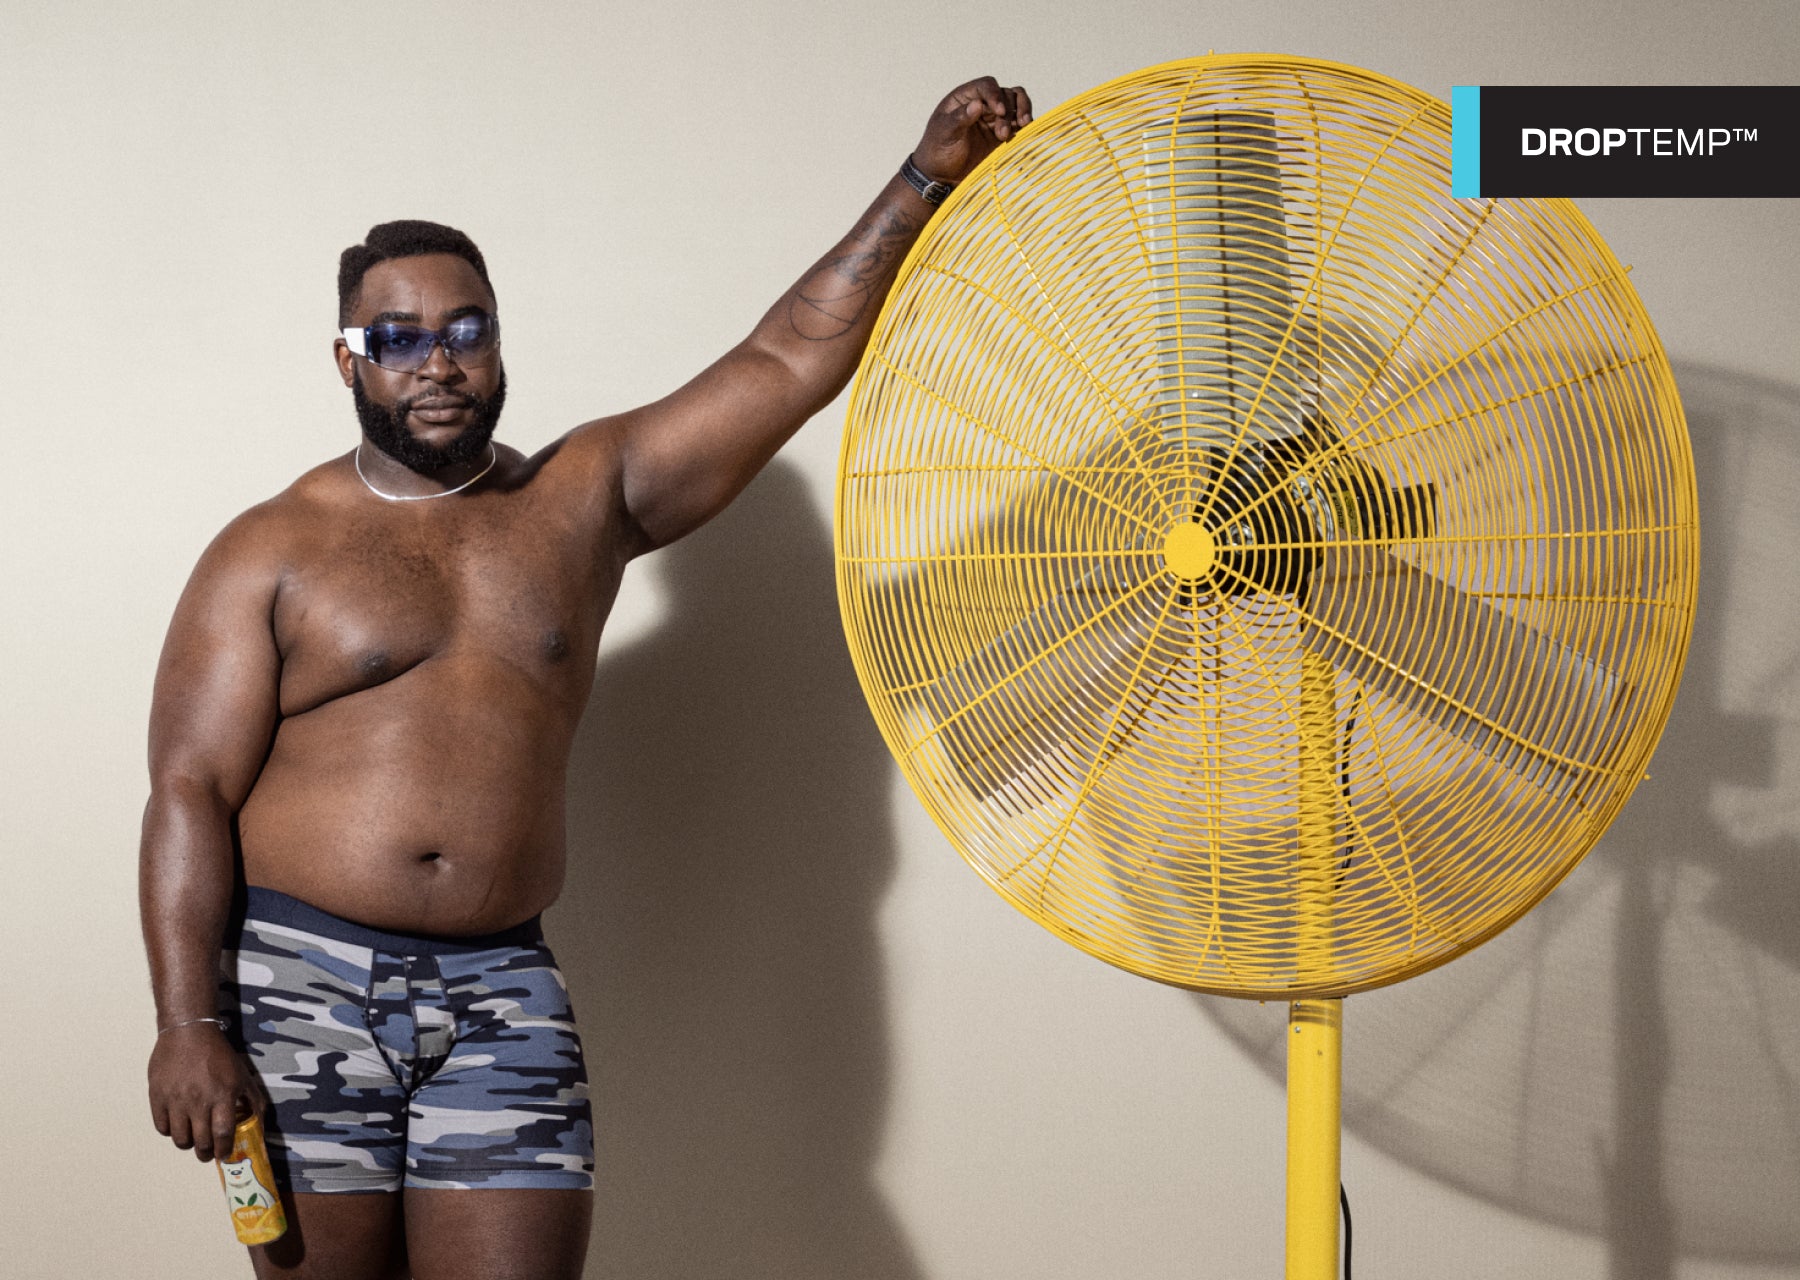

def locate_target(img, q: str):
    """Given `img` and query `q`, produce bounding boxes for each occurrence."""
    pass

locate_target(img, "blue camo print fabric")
[221,888,593,1192]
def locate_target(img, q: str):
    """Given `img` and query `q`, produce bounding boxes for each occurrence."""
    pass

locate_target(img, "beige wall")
[4,2,1797,1276]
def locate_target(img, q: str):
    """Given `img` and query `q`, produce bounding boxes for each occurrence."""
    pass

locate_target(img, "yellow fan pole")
[1287,651,1342,1278]
[1287,1000,1342,1276]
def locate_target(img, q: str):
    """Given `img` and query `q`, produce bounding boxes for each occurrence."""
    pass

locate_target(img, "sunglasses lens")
[357,316,499,371]
[442,315,499,364]
[366,324,435,372]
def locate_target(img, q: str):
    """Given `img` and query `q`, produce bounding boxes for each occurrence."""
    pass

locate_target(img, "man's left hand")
[911,77,1034,186]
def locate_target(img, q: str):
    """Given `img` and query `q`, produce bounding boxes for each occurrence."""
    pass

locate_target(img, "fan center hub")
[1162,522,1216,579]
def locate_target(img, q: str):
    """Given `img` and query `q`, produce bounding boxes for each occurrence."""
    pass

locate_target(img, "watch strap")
[900,154,957,206]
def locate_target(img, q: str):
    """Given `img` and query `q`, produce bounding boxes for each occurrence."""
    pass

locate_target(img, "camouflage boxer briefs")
[220,887,594,1193]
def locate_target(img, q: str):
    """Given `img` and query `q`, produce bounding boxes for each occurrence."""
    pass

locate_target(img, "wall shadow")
[1202,363,1800,1271]
[551,460,921,1280]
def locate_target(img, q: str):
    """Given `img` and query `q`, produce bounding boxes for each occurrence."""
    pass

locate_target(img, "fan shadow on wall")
[1202,363,1800,1274]
[555,460,921,1280]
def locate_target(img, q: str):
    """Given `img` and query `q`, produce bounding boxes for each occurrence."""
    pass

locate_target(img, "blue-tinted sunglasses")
[341,312,500,372]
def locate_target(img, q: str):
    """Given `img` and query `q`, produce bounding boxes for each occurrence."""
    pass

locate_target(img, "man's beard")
[353,367,507,472]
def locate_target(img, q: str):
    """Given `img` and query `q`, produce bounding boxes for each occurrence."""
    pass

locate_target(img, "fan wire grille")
[836,55,1698,999]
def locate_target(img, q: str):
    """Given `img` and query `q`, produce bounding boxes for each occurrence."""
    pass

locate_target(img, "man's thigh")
[405,1188,593,1280]
[250,1191,405,1280]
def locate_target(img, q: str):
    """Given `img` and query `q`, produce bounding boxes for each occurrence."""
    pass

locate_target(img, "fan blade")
[890,108,1317,801]
[1302,546,1629,794]
[849,446,1158,700]
[921,561,1177,799]
[1145,109,1310,445]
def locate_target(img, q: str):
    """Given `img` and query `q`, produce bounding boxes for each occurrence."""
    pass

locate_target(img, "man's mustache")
[399,390,479,413]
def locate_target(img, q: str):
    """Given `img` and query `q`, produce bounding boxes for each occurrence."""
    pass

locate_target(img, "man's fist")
[912,77,1034,186]
[148,1022,264,1162]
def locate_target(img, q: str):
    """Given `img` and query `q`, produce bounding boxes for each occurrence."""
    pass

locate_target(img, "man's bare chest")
[270,509,617,717]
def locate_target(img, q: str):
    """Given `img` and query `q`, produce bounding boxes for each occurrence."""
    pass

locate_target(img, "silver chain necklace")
[355,443,497,502]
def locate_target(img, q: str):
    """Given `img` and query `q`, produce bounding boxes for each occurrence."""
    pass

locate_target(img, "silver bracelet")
[158,1016,229,1037]
[900,154,956,206]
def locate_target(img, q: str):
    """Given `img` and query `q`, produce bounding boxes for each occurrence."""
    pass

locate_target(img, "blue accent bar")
[1451,85,1481,198]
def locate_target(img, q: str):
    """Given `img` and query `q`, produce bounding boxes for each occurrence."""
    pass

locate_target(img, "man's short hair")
[338,220,493,324]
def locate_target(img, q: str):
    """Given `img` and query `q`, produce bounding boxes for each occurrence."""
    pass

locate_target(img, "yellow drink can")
[216,1113,287,1245]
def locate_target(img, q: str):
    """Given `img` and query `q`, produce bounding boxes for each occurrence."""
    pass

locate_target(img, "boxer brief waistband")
[242,886,543,955]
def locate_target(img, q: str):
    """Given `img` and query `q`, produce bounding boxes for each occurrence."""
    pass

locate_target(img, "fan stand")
[1185,532,1345,1275]
[837,55,1699,1280]
[1288,997,1342,1277]
[1172,517,1344,1278]
[1288,650,1343,1278]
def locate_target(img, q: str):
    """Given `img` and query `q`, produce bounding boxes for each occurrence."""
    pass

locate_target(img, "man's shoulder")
[546,415,629,476]
[510,418,633,515]
[195,456,350,577]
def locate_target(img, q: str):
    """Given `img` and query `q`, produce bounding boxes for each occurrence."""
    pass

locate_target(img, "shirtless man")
[141,78,1032,1279]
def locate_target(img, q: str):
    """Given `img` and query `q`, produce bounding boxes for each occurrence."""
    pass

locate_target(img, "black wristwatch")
[900,154,957,206]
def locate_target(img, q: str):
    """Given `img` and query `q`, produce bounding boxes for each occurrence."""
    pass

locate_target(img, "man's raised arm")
[140,512,283,1162]
[608,76,1032,552]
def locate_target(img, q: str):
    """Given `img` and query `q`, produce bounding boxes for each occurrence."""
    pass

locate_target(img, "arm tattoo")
[787,204,925,341]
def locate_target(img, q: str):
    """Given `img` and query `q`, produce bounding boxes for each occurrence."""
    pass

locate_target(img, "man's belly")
[237,663,580,935]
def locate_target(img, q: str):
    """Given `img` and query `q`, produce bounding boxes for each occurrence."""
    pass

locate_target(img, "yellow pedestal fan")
[835,56,1697,1277]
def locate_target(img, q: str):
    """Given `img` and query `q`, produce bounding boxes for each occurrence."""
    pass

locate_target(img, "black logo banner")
[1452,86,1797,198]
